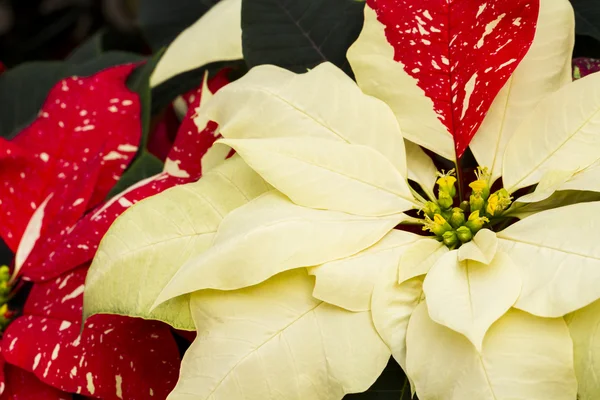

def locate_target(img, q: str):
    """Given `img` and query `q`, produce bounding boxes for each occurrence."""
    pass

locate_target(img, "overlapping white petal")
[503,72,600,193]
[457,229,498,264]
[168,269,390,400]
[220,137,417,216]
[154,191,404,307]
[84,156,269,330]
[406,303,577,400]
[423,251,521,350]
[371,263,424,378]
[196,62,408,176]
[498,201,600,317]
[567,298,600,400]
[309,230,420,312]
[398,238,448,284]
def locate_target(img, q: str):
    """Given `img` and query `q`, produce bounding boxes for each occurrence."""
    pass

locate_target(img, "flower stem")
[454,155,465,203]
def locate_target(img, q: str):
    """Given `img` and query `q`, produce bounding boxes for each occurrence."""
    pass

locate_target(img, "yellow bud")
[433,214,446,225]
[469,166,491,199]
[465,210,489,233]
[436,174,457,198]
[423,214,453,237]
[486,189,512,216]
[486,194,500,216]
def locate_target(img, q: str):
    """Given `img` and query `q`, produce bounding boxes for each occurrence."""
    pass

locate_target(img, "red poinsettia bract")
[0,64,225,399]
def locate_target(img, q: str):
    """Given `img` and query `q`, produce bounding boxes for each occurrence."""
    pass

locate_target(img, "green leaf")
[138,0,220,51]
[0,62,64,139]
[0,52,145,140]
[505,190,600,219]
[126,50,165,149]
[67,30,105,63]
[241,0,365,76]
[107,151,164,198]
[571,0,600,41]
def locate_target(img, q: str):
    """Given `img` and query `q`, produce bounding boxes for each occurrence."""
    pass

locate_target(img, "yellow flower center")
[421,167,511,249]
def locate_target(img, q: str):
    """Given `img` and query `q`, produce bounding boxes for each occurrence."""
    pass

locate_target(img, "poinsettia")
[85,0,600,399]
[0,64,217,399]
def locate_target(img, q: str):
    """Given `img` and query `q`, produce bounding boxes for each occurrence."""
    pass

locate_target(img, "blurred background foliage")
[0,0,599,69]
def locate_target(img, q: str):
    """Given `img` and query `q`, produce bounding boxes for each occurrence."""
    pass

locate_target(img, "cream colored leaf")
[470,0,575,183]
[154,191,403,306]
[423,251,521,351]
[398,238,448,284]
[498,201,600,317]
[567,297,600,400]
[503,71,600,193]
[406,303,577,400]
[457,229,498,264]
[220,137,417,216]
[196,62,408,176]
[558,159,600,192]
[405,140,437,200]
[150,0,242,87]
[168,269,390,400]
[84,156,269,329]
[200,142,231,174]
[371,262,424,378]
[308,230,420,312]
[515,169,576,203]
[347,6,454,161]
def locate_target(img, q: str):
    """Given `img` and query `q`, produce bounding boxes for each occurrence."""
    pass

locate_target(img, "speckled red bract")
[367,0,538,157]
[22,78,227,282]
[0,65,141,251]
[3,265,181,400]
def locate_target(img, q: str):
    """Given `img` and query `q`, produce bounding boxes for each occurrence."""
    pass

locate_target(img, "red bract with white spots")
[2,364,73,400]
[348,0,538,159]
[0,65,199,399]
[0,65,141,252]
[3,265,180,399]
[21,76,229,282]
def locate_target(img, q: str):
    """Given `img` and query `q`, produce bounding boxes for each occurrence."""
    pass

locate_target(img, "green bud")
[449,207,465,228]
[465,210,489,233]
[456,226,473,243]
[0,266,9,282]
[469,192,485,213]
[459,200,469,212]
[423,201,441,218]
[442,230,458,248]
[438,191,454,209]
